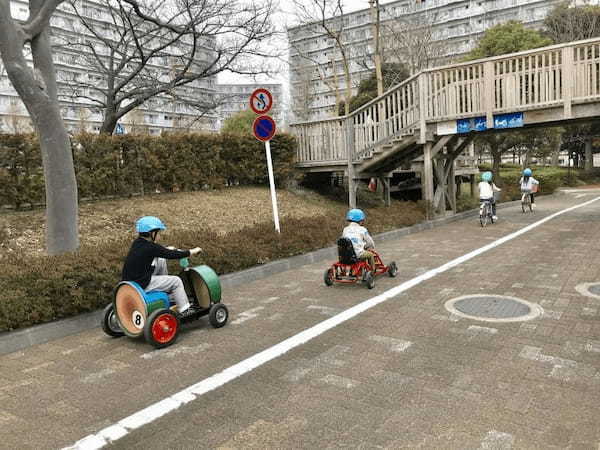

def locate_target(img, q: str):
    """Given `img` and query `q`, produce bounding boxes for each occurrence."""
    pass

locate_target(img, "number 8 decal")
[132,310,144,329]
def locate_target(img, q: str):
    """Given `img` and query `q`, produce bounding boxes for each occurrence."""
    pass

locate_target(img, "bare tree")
[292,0,353,115]
[0,0,79,254]
[544,1,600,44]
[368,0,383,96]
[380,8,446,76]
[288,37,347,119]
[289,63,316,122]
[55,0,277,134]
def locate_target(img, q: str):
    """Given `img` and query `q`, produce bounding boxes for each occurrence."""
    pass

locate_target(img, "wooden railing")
[291,37,600,167]
[351,75,420,160]
[293,117,345,165]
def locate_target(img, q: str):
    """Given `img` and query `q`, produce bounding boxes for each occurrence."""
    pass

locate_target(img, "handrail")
[421,35,600,73]
[291,36,600,166]
[291,35,600,128]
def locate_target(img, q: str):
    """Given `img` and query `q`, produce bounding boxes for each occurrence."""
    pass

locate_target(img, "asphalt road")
[2,190,600,449]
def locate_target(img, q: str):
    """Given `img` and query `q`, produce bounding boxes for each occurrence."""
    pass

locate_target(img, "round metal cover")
[445,295,543,323]
[587,284,600,296]
[575,282,600,299]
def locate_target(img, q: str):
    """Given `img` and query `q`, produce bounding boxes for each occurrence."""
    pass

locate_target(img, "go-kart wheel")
[364,271,375,289]
[144,309,179,349]
[101,303,125,337]
[323,268,334,286]
[388,262,398,278]
[209,303,229,328]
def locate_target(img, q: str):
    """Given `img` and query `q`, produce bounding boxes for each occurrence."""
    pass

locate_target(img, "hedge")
[0,201,425,332]
[0,132,298,209]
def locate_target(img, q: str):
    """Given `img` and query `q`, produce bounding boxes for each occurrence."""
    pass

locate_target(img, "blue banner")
[494,112,524,129]
[456,112,524,133]
[457,116,487,133]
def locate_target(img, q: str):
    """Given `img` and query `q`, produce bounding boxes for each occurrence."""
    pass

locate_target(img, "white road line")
[65,196,600,450]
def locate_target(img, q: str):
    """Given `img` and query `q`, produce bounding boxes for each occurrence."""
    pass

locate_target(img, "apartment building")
[217,83,284,129]
[0,0,219,135]
[288,0,585,123]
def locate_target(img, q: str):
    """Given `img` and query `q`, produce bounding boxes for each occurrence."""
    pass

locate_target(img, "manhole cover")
[587,285,600,296]
[445,295,543,323]
[575,282,600,299]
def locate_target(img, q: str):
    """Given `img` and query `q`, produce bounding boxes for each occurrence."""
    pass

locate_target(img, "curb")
[0,198,522,356]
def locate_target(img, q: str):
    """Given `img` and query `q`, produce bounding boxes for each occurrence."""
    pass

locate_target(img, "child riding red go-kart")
[323,209,397,289]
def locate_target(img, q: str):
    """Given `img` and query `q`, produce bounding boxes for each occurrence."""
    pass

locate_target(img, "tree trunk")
[551,139,561,166]
[100,113,118,135]
[100,95,120,134]
[0,0,79,254]
[492,150,501,177]
[523,150,531,168]
[32,32,79,254]
[585,136,593,170]
[370,0,383,97]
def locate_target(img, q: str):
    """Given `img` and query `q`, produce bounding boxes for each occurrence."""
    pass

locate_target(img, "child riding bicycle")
[478,171,501,220]
[519,168,539,209]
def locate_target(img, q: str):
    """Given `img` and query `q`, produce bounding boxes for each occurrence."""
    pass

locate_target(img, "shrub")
[0,200,424,331]
[0,132,298,208]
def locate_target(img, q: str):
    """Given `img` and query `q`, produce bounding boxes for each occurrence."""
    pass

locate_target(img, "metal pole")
[265,140,280,233]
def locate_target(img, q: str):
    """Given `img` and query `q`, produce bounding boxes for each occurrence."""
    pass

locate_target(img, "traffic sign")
[253,115,276,142]
[249,88,273,115]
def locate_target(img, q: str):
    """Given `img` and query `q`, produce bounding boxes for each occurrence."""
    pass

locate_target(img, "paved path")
[2,191,600,449]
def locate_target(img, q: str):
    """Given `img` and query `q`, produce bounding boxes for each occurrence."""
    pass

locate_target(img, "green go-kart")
[101,258,228,348]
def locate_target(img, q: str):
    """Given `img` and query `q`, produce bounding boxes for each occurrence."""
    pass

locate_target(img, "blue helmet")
[346,208,366,222]
[481,171,493,182]
[135,216,166,233]
[523,168,532,176]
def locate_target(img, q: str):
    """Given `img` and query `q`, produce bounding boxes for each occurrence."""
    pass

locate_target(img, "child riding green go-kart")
[101,216,228,348]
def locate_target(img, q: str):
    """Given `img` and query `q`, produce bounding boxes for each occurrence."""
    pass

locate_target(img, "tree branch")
[22,0,65,41]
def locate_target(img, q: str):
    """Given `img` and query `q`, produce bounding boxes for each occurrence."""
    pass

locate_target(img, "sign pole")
[249,88,279,233]
[264,139,280,233]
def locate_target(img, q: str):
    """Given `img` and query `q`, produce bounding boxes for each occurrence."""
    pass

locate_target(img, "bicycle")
[521,190,533,213]
[479,199,494,227]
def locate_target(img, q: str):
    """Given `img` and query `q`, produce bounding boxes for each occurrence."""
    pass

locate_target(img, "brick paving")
[2,191,600,449]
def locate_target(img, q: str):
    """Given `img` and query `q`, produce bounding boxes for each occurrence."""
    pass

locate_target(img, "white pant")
[144,258,190,312]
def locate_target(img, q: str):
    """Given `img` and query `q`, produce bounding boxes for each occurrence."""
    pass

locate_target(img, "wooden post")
[422,142,434,216]
[380,176,391,207]
[483,61,495,130]
[470,174,476,198]
[345,117,357,208]
[433,158,446,214]
[418,73,428,144]
[563,46,574,120]
[448,161,457,214]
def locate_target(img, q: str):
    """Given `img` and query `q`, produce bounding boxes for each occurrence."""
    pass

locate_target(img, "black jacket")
[121,237,190,288]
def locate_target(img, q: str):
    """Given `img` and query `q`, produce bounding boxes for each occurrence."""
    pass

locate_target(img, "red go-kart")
[323,238,398,289]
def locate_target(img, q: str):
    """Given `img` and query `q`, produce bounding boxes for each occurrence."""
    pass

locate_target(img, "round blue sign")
[253,115,276,142]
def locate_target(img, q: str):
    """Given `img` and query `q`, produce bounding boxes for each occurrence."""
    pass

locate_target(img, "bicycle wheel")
[529,196,533,213]
[521,194,526,213]
[480,204,489,227]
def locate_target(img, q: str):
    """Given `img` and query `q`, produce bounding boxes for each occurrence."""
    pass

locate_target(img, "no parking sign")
[253,115,276,142]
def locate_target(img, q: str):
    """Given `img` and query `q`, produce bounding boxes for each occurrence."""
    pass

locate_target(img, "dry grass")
[0,187,370,258]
